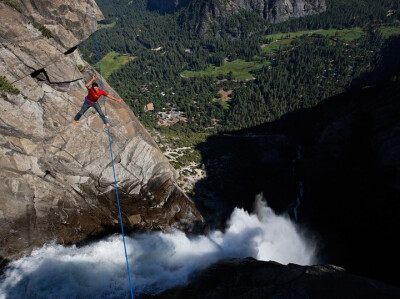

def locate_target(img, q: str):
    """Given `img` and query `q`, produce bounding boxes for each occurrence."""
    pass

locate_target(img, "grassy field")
[263,27,364,46]
[316,27,364,42]
[261,27,366,56]
[99,51,133,79]
[182,26,396,80]
[98,21,116,30]
[264,29,319,42]
[379,26,400,38]
[261,38,295,55]
[182,59,269,80]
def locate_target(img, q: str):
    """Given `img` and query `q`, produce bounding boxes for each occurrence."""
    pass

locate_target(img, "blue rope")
[91,8,135,299]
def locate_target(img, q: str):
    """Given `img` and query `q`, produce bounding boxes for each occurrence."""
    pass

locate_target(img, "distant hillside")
[148,0,191,13]
[148,0,326,35]
[149,0,326,23]
[82,0,399,133]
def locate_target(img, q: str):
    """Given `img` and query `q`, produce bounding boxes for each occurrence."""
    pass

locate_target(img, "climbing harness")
[90,4,135,298]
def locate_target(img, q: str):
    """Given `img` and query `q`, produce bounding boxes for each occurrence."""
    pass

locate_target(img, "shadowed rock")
[153,258,400,298]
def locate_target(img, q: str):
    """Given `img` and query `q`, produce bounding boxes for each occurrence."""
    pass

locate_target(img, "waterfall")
[0,195,316,298]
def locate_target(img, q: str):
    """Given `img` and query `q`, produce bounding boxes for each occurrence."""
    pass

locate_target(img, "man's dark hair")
[92,82,99,88]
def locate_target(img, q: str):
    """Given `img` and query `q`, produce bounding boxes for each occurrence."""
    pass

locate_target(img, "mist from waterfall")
[0,195,316,298]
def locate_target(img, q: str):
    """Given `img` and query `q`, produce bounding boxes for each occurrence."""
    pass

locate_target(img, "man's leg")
[74,101,91,122]
[92,102,109,125]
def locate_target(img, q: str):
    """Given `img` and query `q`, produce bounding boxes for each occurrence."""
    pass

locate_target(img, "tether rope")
[90,4,135,299]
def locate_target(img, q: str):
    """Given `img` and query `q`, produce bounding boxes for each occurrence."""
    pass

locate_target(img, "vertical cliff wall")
[149,0,326,23]
[229,0,327,23]
[0,0,204,260]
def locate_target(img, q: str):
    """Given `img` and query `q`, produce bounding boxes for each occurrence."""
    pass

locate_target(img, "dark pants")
[74,100,108,124]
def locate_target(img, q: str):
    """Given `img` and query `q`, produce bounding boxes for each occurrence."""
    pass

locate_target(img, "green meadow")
[98,21,116,30]
[316,27,365,41]
[181,26,397,80]
[264,29,318,42]
[379,26,400,38]
[260,27,366,57]
[182,59,269,80]
[261,38,295,55]
[99,51,133,79]
[263,27,364,49]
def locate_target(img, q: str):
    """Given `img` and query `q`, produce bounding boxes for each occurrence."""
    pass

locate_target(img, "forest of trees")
[79,0,400,131]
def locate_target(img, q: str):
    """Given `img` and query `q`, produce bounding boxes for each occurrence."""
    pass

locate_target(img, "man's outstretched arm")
[85,74,97,89]
[106,94,123,103]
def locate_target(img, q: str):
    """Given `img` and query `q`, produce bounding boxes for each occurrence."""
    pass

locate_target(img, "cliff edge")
[0,0,204,260]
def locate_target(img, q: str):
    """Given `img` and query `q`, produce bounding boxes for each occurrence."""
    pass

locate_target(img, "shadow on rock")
[192,64,400,287]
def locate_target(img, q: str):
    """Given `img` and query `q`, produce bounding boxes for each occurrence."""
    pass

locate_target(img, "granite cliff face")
[150,0,326,23]
[148,0,191,13]
[228,0,326,23]
[0,0,204,260]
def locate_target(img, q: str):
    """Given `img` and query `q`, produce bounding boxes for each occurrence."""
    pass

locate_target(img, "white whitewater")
[0,195,316,298]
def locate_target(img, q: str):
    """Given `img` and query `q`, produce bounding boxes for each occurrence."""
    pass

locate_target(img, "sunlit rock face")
[149,0,326,23]
[0,0,204,260]
[230,0,327,23]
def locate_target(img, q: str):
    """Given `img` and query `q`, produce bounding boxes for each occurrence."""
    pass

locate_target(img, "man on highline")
[73,74,122,127]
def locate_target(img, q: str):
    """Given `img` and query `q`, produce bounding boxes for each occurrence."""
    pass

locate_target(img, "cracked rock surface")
[149,0,326,24]
[231,0,327,23]
[0,0,204,260]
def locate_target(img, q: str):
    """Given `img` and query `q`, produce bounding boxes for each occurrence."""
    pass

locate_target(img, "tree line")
[79,0,400,132]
